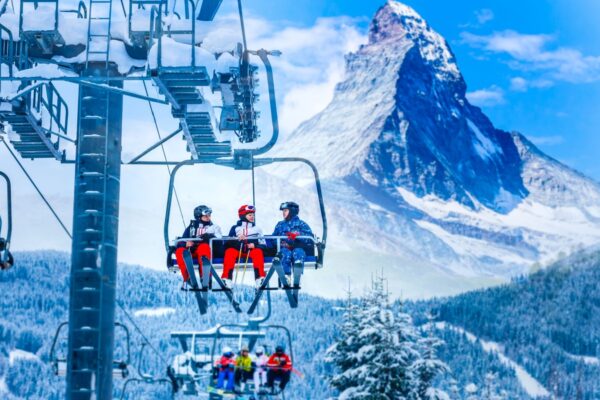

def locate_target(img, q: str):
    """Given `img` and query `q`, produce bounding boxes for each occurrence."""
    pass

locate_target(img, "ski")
[182,249,208,315]
[292,260,303,303]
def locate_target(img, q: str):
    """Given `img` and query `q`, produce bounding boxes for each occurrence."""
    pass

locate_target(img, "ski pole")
[291,367,304,378]
[241,242,250,284]
[233,242,243,287]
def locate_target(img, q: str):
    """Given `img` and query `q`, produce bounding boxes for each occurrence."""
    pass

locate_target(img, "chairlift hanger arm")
[114,322,132,365]
[0,172,12,244]
[49,322,69,364]
[164,159,196,252]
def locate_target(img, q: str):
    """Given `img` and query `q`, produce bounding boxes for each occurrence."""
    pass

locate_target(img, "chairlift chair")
[163,157,328,318]
[50,321,132,379]
[169,320,292,399]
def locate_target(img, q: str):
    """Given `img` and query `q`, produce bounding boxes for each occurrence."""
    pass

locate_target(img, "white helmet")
[255,346,265,355]
[222,346,233,355]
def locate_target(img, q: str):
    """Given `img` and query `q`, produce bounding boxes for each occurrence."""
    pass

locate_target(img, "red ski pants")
[175,244,211,282]
[222,247,266,280]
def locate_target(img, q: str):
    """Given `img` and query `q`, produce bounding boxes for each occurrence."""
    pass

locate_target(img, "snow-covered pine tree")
[412,316,450,400]
[326,291,363,394]
[326,277,448,399]
[413,336,450,400]
[352,278,419,399]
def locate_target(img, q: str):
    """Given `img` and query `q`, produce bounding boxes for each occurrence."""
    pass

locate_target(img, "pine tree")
[326,277,449,399]
[326,291,362,393]
[413,336,450,399]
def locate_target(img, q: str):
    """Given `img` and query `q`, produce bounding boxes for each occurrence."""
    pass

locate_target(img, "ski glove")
[200,233,215,242]
[286,232,299,241]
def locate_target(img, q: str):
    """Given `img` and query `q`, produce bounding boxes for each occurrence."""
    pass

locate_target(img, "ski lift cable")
[115,299,169,366]
[141,80,186,229]
[0,136,72,239]
[237,0,248,51]
[251,154,256,211]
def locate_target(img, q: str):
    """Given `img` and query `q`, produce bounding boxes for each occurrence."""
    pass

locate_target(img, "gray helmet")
[194,205,212,219]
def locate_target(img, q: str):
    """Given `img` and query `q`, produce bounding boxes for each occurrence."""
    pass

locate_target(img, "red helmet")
[238,204,256,218]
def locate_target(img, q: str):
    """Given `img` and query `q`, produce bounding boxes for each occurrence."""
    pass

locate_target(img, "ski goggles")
[200,208,212,216]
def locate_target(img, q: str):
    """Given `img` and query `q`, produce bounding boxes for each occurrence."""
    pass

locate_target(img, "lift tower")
[68,66,123,398]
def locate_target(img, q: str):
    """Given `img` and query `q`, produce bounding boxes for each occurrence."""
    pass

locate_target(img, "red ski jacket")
[267,353,292,371]
[217,355,236,370]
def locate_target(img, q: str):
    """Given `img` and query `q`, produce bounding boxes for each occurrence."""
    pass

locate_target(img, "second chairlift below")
[168,201,317,314]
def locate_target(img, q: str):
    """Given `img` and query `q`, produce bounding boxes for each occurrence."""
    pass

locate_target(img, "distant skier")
[270,202,314,285]
[266,345,292,392]
[215,347,236,392]
[221,205,266,289]
[234,346,254,391]
[253,346,269,395]
[174,205,222,287]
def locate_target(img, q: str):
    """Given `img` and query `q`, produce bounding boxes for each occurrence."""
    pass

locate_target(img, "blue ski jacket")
[269,216,314,251]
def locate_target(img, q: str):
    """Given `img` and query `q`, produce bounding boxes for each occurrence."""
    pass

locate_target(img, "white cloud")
[509,76,553,92]
[509,77,528,92]
[251,17,367,135]
[461,30,600,84]
[460,8,494,28]
[466,86,505,107]
[475,9,494,25]
[528,135,565,146]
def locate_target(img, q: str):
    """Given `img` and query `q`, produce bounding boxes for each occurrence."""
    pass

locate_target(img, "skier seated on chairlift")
[174,205,222,288]
[270,201,314,285]
[253,346,269,395]
[266,345,292,393]
[215,346,236,392]
[0,237,13,270]
[221,205,266,289]
[234,346,253,392]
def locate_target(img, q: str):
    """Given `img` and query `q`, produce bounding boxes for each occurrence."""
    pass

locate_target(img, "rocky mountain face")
[268,0,600,296]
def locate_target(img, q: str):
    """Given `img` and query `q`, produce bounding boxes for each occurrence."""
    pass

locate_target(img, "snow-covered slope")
[432,322,550,398]
[264,0,600,293]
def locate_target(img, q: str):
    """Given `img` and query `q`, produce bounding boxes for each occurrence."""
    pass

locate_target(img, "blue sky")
[242,0,600,179]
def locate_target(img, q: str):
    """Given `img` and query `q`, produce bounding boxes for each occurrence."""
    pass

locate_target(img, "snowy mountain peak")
[369,1,422,43]
[369,1,460,80]
[279,0,525,213]
[271,1,600,280]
